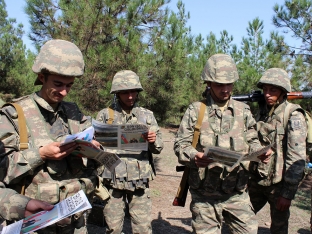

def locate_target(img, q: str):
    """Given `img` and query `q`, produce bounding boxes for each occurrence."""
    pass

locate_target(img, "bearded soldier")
[248,68,307,234]
[174,54,271,234]
[96,70,163,234]
[0,39,101,233]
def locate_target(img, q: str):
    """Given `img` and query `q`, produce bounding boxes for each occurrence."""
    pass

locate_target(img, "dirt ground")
[87,127,312,234]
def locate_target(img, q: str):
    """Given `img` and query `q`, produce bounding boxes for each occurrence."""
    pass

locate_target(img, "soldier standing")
[174,54,271,234]
[96,70,163,234]
[248,68,307,234]
[0,39,101,233]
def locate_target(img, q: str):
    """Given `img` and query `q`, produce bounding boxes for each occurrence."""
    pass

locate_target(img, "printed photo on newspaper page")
[92,119,149,151]
[1,190,91,234]
[203,144,273,170]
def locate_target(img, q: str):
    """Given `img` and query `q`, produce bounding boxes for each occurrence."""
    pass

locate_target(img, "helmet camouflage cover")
[110,70,143,94]
[257,68,291,93]
[201,53,239,83]
[32,39,85,85]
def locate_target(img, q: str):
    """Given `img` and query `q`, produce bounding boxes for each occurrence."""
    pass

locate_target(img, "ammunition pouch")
[189,162,249,194]
[102,157,153,191]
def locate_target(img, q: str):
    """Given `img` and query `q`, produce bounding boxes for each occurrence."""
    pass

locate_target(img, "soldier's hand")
[25,199,54,217]
[39,142,78,161]
[146,131,156,143]
[195,152,214,167]
[92,140,101,148]
[258,148,273,164]
[276,196,291,211]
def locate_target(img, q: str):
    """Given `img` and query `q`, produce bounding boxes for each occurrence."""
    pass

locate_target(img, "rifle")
[173,90,312,207]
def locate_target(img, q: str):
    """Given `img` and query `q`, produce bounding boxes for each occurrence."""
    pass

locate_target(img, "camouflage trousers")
[34,212,88,234]
[103,186,152,234]
[189,189,258,234]
[248,179,290,234]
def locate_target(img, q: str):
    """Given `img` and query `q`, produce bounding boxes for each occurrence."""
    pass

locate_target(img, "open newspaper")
[61,126,121,172]
[204,144,273,170]
[0,190,91,234]
[92,119,149,151]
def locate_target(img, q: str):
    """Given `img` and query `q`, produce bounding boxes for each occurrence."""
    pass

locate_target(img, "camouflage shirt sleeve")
[147,112,163,154]
[174,102,201,166]
[0,114,45,185]
[281,110,307,199]
[0,183,30,221]
[243,103,263,153]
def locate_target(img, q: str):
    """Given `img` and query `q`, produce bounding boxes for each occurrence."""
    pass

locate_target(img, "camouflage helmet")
[201,54,239,83]
[257,68,291,93]
[32,39,85,85]
[110,70,143,94]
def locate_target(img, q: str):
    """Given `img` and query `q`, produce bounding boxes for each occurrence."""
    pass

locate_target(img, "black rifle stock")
[173,90,312,207]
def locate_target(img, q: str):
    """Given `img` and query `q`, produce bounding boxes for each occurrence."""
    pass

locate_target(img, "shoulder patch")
[290,118,303,131]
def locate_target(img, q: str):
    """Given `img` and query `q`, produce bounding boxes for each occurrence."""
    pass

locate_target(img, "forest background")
[1,0,312,125]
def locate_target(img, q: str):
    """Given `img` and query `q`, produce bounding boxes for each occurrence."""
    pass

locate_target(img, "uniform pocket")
[60,180,82,201]
[203,163,224,192]
[221,166,239,194]
[37,183,59,204]
[188,167,205,189]
[235,166,249,192]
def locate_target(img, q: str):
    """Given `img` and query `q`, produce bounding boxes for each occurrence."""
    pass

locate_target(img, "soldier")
[174,54,271,234]
[0,39,102,233]
[0,185,54,221]
[96,70,163,234]
[248,68,307,234]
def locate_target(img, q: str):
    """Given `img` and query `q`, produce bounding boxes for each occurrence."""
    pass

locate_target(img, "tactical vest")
[252,102,303,186]
[101,105,154,191]
[16,94,96,203]
[188,100,250,194]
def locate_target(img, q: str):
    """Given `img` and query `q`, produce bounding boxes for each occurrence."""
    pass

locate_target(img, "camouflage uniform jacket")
[249,100,307,199]
[174,95,262,197]
[0,182,30,221]
[0,92,99,204]
[96,101,163,191]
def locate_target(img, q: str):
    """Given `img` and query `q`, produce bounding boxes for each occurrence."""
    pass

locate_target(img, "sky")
[5,0,297,52]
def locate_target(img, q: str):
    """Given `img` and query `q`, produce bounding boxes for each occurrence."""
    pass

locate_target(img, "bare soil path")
[88,127,312,234]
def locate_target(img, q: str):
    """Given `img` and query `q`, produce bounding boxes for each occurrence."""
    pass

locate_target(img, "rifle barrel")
[233,91,312,102]
[287,91,312,100]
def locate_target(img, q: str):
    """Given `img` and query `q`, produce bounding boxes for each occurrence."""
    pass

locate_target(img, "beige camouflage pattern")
[0,184,30,221]
[110,70,143,94]
[248,100,307,234]
[96,100,163,234]
[174,95,262,233]
[257,68,291,93]
[32,39,85,85]
[0,92,100,232]
[201,54,239,83]
[190,190,258,233]
[103,187,152,234]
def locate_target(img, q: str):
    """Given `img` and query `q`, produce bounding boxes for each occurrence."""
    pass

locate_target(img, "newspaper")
[203,144,273,170]
[92,119,149,151]
[1,190,91,234]
[61,126,121,172]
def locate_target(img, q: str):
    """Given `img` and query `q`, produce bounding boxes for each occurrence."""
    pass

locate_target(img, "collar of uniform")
[207,95,233,112]
[32,92,64,113]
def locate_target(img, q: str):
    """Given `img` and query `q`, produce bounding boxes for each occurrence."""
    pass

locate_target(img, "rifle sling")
[193,101,206,148]
[107,107,114,124]
[3,103,28,150]
[2,103,28,195]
